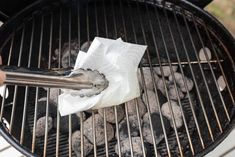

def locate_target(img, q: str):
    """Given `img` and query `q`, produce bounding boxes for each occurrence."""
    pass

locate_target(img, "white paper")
[58,37,147,116]
[0,85,9,98]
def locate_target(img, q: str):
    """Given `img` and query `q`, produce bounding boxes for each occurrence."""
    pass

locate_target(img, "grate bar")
[182,12,215,142]
[134,98,147,157]
[86,0,90,42]
[68,7,73,157]
[103,109,109,157]
[148,3,183,156]
[202,22,231,121]
[9,24,26,134]
[31,15,45,153]
[120,4,150,157]
[55,8,62,157]
[101,2,110,156]
[68,9,72,68]
[124,104,134,157]
[111,2,121,156]
[204,26,235,106]
[119,1,149,156]
[92,111,97,157]
[118,1,135,156]
[191,15,223,133]
[172,5,207,149]
[126,0,170,156]
[7,30,15,66]
[142,59,223,67]
[0,35,14,120]
[161,4,195,154]
[69,114,72,157]
[43,90,50,157]
[43,12,54,157]
[133,1,165,156]
[20,16,35,144]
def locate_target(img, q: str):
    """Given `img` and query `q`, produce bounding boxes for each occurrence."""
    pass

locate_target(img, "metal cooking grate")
[25,88,197,156]
[0,0,235,157]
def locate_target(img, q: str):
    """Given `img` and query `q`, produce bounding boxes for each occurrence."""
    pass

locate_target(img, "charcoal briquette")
[72,130,93,157]
[84,114,114,146]
[115,137,152,157]
[142,112,170,145]
[168,84,184,100]
[98,105,124,124]
[52,41,79,68]
[126,97,146,117]
[117,115,142,141]
[37,97,57,119]
[157,79,170,96]
[138,67,159,91]
[161,100,183,128]
[35,116,53,137]
[155,65,178,77]
[169,72,194,92]
[142,90,160,113]
[53,114,80,133]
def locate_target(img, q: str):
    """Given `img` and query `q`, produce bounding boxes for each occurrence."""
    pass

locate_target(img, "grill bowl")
[0,0,235,156]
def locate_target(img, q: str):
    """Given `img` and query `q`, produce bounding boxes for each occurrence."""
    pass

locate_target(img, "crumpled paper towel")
[58,37,147,116]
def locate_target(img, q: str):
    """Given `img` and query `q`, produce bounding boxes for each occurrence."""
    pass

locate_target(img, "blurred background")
[206,0,235,37]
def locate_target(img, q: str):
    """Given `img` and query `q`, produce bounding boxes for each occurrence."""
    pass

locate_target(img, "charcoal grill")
[0,0,235,156]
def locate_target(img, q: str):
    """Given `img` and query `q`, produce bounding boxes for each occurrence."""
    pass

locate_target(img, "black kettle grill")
[0,0,235,157]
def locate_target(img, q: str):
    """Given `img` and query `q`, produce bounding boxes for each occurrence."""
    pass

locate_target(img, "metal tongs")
[0,66,109,97]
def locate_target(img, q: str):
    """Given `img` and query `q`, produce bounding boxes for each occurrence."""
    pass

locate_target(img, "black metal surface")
[183,0,213,8]
[0,0,235,157]
[0,121,36,157]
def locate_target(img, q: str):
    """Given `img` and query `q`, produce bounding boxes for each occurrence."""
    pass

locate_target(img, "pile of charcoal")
[31,40,199,156]
[34,64,196,157]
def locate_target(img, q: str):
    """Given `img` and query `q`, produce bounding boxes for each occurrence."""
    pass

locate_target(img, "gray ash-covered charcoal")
[168,84,184,100]
[142,90,160,113]
[157,79,170,96]
[37,97,57,119]
[48,88,60,104]
[161,101,183,128]
[72,130,93,157]
[155,65,178,77]
[36,116,53,137]
[199,47,212,61]
[127,97,146,117]
[118,115,142,141]
[53,114,80,133]
[169,72,194,92]
[76,112,87,121]
[81,41,92,52]
[142,112,170,145]
[84,114,114,146]
[53,40,79,68]
[138,67,159,91]
[115,137,152,157]
[98,105,124,124]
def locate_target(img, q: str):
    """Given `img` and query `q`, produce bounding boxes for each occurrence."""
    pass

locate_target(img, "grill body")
[0,0,235,157]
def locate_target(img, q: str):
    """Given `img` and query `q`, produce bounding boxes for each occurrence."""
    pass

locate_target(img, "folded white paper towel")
[58,37,147,116]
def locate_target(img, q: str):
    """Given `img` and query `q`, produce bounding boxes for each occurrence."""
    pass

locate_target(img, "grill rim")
[0,122,36,157]
[0,0,235,156]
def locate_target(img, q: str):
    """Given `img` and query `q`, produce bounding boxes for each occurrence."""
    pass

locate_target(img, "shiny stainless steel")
[0,0,235,157]
[4,71,94,90]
